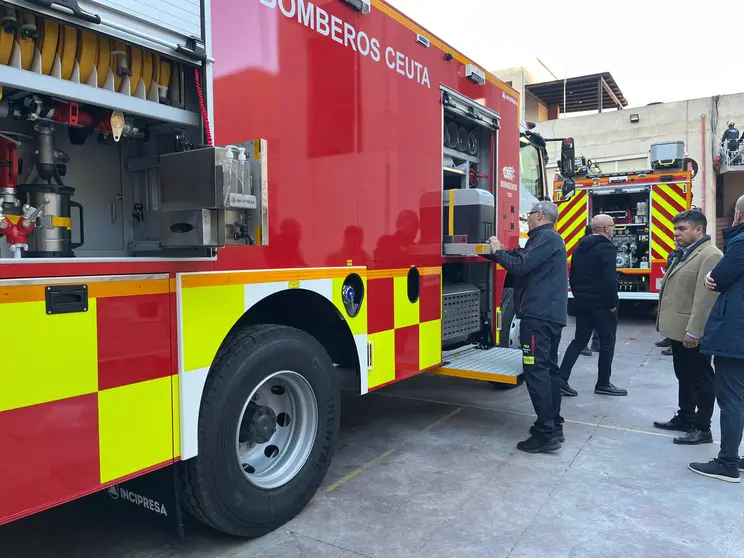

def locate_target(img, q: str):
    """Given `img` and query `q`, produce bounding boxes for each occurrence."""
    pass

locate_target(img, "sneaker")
[673,428,713,445]
[656,338,672,348]
[653,415,692,432]
[688,459,741,483]
[530,425,565,443]
[661,348,672,356]
[594,383,628,396]
[561,381,578,397]
[517,434,562,454]
[581,347,592,356]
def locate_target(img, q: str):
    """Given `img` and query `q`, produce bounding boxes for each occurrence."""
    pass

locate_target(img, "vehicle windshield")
[519,143,544,199]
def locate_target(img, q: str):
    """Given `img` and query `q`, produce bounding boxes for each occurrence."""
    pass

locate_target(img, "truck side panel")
[209,0,518,388]
[211,0,520,272]
[0,275,175,525]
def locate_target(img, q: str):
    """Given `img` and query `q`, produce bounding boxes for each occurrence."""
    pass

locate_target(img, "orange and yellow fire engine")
[553,142,696,302]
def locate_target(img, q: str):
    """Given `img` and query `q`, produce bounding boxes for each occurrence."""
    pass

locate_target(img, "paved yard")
[3,317,743,557]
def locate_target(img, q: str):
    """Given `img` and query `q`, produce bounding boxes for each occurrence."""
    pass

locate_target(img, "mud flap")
[100,465,185,538]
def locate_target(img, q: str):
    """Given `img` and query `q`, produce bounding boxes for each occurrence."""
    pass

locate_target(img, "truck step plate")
[431,346,523,384]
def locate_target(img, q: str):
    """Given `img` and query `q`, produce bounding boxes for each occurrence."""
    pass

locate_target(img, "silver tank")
[16,183,83,257]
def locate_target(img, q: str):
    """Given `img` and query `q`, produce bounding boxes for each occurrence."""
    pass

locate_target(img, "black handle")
[45,284,88,315]
[69,200,84,249]
[27,0,101,24]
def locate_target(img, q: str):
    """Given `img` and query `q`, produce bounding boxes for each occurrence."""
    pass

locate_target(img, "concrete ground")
[3,317,743,558]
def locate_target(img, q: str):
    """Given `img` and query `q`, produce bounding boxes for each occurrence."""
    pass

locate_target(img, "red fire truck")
[0,0,567,538]
[553,142,696,305]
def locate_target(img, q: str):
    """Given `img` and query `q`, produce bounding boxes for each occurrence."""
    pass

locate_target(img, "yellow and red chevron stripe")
[651,183,689,262]
[556,190,589,260]
[0,274,176,525]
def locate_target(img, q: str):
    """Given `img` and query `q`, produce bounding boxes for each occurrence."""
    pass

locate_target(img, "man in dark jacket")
[558,214,628,397]
[482,200,568,454]
[689,195,744,482]
[580,223,601,357]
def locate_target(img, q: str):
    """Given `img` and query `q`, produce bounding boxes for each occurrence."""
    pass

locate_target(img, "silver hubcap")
[235,370,318,490]
[508,315,520,349]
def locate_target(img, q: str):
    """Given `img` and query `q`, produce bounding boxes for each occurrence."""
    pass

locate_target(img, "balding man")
[689,195,744,482]
[559,213,628,397]
[483,200,568,454]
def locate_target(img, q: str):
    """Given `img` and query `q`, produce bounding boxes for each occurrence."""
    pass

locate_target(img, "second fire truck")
[553,141,696,304]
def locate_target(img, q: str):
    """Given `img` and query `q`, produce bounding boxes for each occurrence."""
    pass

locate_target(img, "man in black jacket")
[689,195,744,482]
[482,200,568,454]
[559,214,628,397]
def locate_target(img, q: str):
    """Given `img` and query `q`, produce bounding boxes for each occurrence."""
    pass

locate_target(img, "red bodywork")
[0,0,520,525]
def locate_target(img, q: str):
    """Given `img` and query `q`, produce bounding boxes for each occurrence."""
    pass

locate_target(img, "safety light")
[341,0,371,14]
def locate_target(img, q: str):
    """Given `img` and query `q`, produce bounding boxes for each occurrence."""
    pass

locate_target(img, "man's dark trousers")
[520,317,564,436]
[670,340,715,431]
[560,305,617,386]
[715,356,744,468]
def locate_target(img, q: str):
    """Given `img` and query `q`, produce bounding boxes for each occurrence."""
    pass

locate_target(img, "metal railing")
[719,141,744,172]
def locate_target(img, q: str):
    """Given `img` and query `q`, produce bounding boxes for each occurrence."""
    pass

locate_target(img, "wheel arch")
[233,288,362,376]
[177,276,367,462]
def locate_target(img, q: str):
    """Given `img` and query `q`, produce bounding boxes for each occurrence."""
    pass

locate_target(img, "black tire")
[180,324,340,538]
[499,287,517,349]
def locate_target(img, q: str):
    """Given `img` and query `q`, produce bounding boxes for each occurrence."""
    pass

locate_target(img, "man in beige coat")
[653,209,723,444]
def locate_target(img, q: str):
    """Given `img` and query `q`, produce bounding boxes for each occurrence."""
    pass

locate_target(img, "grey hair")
[737,194,744,215]
[531,200,559,223]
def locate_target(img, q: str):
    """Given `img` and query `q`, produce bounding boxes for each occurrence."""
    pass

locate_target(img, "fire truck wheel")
[499,287,519,349]
[180,324,340,538]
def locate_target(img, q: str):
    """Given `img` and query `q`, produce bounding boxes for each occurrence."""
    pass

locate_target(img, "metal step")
[431,345,523,384]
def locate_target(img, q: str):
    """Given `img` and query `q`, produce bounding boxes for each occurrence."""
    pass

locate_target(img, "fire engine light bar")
[341,0,371,14]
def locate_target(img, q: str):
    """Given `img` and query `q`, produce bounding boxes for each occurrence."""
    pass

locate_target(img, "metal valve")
[21,199,49,229]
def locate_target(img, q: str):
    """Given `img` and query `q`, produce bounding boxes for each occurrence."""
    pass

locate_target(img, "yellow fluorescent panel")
[368,330,395,389]
[419,320,442,370]
[0,299,98,412]
[181,284,245,372]
[98,376,173,483]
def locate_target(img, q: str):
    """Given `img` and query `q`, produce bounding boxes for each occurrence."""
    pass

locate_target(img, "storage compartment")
[0,8,269,261]
[1,0,206,63]
[590,189,651,270]
[441,261,492,349]
[440,86,497,257]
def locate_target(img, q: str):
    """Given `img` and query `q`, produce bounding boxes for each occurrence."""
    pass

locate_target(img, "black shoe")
[673,428,713,445]
[590,343,600,353]
[656,338,672,347]
[594,383,628,396]
[517,434,562,453]
[561,381,578,397]
[529,425,565,443]
[581,347,592,356]
[739,458,744,472]
[688,459,741,483]
[653,415,691,432]
[661,347,672,356]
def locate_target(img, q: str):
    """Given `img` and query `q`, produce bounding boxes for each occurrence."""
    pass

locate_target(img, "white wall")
[534,92,744,230]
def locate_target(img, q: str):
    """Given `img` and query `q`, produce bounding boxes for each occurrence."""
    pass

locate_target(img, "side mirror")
[560,137,576,178]
[561,177,576,199]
